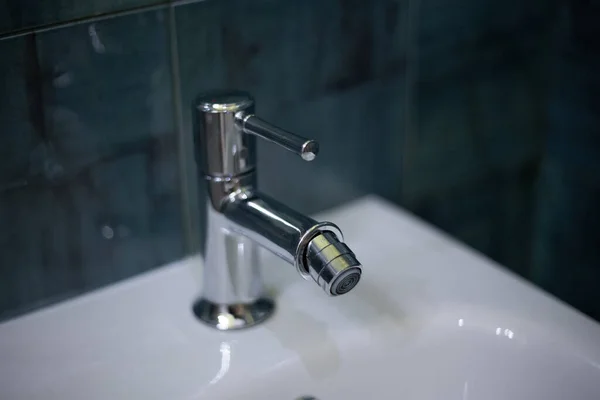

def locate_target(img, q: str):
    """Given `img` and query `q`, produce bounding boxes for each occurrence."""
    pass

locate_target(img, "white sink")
[1,196,600,400]
[241,306,600,400]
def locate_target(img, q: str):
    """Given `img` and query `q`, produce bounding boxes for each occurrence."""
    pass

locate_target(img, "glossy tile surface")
[402,0,554,276]
[0,9,182,319]
[175,0,407,115]
[0,35,46,313]
[0,37,34,191]
[531,1,600,320]
[417,0,550,81]
[0,0,164,35]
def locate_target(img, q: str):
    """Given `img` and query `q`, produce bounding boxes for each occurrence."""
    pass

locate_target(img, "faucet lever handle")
[236,112,319,161]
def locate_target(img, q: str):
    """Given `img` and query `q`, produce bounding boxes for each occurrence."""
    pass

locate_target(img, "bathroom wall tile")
[0,188,58,315]
[0,0,164,35]
[0,1,11,34]
[257,75,406,213]
[532,159,600,320]
[471,68,544,171]
[0,9,182,319]
[399,0,556,278]
[34,8,183,287]
[403,65,545,203]
[546,57,600,174]
[406,165,537,276]
[403,77,480,201]
[36,10,174,172]
[0,36,37,189]
[174,0,408,138]
[0,36,42,315]
[532,2,600,320]
[401,48,545,277]
[417,0,553,81]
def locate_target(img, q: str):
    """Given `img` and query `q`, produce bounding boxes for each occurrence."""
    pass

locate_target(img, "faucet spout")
[223,192,362,295]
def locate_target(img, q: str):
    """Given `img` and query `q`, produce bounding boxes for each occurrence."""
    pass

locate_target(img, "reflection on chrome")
[458,318,464,327]
[209,342,232,386]
[217,314,231,331]
[192,91,363,330]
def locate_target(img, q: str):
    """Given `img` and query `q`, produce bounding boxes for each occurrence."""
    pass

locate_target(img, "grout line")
[0,1,168,41]
[167,4,200,254]
[171,0,210,8]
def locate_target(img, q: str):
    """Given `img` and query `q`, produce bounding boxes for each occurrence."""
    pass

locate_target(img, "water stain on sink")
[333,276,430,342]
[260,253,429,380]
[265,296,341,381]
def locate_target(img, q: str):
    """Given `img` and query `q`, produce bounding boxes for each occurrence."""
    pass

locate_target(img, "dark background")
[0,0,599,321]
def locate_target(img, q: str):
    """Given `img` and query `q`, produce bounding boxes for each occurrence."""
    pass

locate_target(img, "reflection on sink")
[227,306,600,400]
[403,330,599,399]
[350,315,600,400]
[1,196,600,400]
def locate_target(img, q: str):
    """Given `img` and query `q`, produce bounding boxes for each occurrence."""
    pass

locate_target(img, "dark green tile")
[0,0,164,35]
[0,35,48,316]
[404,65,544,202]
[36,10,174,172]
[0,36,37,187]
[532,159,600,320]
[418,0,554,81]
[175,0,408,136]
[0,1,11,34]
[256,75,406,213]
[0,9,183,319]
[405,166,537,275]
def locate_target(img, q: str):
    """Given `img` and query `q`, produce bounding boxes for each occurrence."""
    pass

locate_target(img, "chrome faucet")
[192,91,362,330]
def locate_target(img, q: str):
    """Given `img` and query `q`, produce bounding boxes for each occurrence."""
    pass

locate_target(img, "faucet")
[191,91,362,330]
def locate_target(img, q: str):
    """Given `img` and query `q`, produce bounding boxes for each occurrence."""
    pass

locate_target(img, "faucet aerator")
[304,231,362,296]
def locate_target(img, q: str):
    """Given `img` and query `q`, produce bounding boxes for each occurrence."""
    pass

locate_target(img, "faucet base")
[192,297,275,331]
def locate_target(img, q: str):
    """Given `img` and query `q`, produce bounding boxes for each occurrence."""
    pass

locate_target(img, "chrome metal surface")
[194,91,256,178]
[306,231,362,295]
[223,192,344,277]
[192,297,275,330]
[237,113,319,161]
[193,90,362,330]
[202,206,263,305]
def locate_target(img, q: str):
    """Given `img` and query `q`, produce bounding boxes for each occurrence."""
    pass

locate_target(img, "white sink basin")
[242,306,600,400]
[1,196,600,400]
